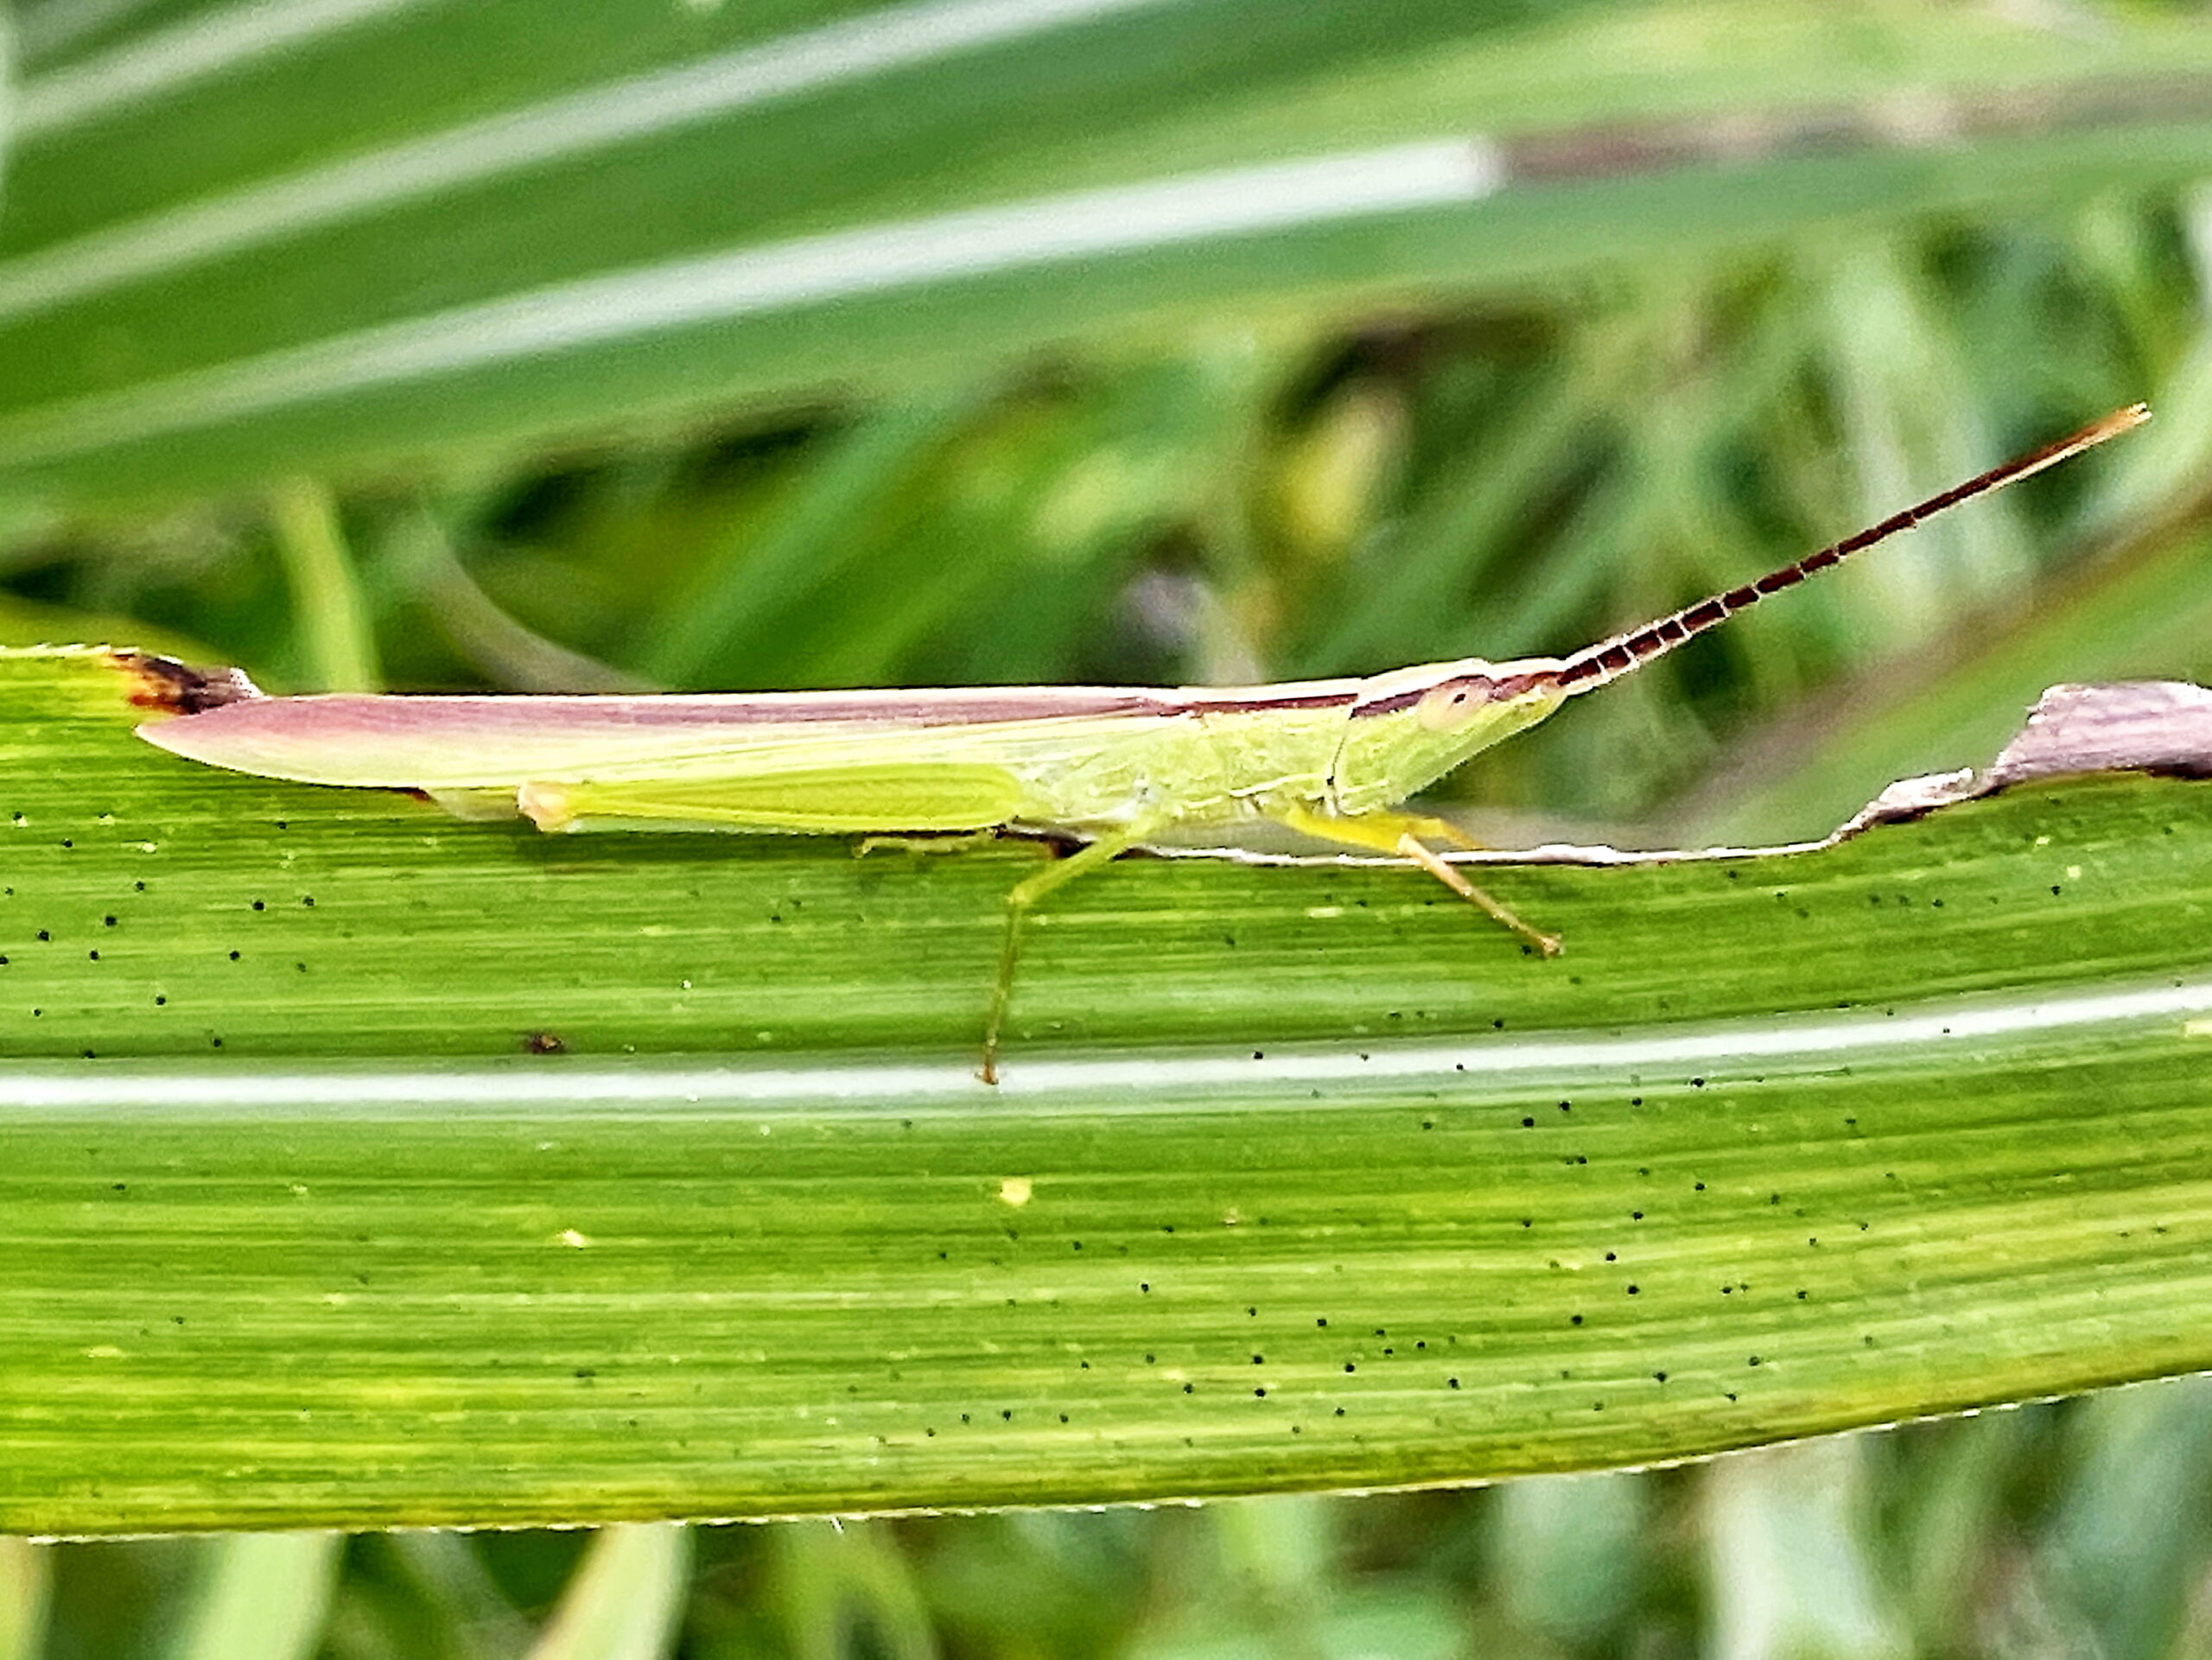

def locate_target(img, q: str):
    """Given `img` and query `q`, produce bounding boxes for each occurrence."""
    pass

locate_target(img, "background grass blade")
[170,1532,341,1660]
[3,0,2210,502]
[524,1526,690,1660]
[5,647,2212,1534]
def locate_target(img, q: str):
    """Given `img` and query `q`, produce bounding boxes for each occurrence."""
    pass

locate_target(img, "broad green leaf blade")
[4,0,2212,503]
[3,646,2212,1535]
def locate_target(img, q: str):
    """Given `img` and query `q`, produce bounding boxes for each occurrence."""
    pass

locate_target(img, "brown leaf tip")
[1848,681,2212,835]
[1996,681,2212,785]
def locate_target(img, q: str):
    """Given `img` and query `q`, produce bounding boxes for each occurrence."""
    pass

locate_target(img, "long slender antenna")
[1554,403,2150,694]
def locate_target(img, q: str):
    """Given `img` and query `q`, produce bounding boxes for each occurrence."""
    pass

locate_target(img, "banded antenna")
[1555,404,2150,694]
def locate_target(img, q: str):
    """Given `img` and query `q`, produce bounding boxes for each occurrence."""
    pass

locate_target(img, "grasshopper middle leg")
[982,819,1161,1084]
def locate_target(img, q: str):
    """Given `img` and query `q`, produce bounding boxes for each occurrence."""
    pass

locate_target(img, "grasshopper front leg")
[1276,804,1562,957]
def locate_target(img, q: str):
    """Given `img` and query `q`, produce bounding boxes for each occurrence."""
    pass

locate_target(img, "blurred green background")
[5,0,2212,1651]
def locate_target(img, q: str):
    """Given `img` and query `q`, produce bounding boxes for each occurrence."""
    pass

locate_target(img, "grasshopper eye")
[1414,677,1495,732]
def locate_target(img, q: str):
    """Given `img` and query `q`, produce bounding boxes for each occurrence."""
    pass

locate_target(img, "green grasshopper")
[140,404,2145,1078]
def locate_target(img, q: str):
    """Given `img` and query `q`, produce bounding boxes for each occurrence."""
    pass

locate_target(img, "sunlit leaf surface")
[4,648,2211,1533]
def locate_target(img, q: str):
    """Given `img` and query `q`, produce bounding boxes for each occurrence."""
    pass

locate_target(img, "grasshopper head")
[1331,660,1567,815]
[1409,671,1531,732]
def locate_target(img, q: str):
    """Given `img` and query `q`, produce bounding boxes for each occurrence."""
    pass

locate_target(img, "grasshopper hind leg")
[855,829,1007,859]
[856,826,1084,860]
